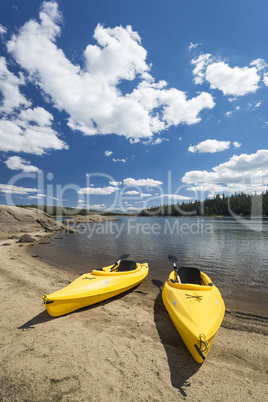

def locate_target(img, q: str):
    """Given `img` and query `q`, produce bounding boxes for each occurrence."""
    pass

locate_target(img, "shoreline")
[0,234,267,401]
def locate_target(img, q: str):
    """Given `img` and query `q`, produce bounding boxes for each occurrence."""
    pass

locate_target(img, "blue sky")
[0,0,268,212]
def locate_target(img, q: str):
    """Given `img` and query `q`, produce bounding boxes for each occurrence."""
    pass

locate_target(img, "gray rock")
[0,205,64,234]
[17,234,36,243]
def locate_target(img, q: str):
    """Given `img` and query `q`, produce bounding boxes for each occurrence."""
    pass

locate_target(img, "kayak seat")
[117,260,137,272]
[177,267,201,285]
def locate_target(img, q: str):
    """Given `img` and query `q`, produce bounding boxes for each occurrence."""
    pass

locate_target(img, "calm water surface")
[32,217,268,316]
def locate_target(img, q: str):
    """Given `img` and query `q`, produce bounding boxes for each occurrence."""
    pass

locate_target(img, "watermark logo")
[2,170,266,232]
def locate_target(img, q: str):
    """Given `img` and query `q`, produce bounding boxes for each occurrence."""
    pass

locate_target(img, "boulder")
[17,234,36,243]
[0,205,65,234]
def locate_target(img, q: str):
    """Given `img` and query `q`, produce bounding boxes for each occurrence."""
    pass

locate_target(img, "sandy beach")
[0,232,267,402]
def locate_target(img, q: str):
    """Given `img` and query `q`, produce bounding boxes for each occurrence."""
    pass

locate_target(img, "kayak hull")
[162,270,225,363]
[43,262,149,317]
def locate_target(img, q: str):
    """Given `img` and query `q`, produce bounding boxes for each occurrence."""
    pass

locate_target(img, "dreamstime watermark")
[2,170,266,232]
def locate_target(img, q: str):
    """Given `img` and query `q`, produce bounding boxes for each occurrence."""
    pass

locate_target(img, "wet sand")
[0,235,267,401]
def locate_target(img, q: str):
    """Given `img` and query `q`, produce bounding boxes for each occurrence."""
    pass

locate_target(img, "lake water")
[31,216,268,316]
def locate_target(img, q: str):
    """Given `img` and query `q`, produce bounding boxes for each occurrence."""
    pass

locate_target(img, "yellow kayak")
[43,260,149,317]
[162,266,225,363]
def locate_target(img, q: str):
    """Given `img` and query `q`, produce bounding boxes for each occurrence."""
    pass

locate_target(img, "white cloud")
[225,111,232,118]
[188,139,231,153]
[151,137,169,145]
[78,203,106,210]
[112,158,126,163]
[78,186,120,195]
[0,57,31,114]
[0,184,38,194]
[124,190,140,195]
[28,193,46,199]
[160,194,191,200]
[182,149,268,195]
[191,53,212,84]
[105,150,113,157]
[140,193,152,197]
[109,180,122,187]
[126,206,143,211]
[0,107,68,154]
[206,62,260,96]
[123,178,163,186]
[0,56,68,155]
[264,73,268,86]
[5,156,41,172]
[192,53,261,96]
[0,25,7,35]
[233,141,242,148]
[188,42,201,51]
[7,2,215,142]
[250,58,268,71]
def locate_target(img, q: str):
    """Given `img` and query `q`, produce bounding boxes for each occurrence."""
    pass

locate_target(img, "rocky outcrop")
[64,214,118,225]
[0,205,64,234]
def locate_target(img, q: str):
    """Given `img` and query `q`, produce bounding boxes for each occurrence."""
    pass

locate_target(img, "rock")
[65,228,77,234]
[0,205,64,234]
[1,243,11,246]
[17,234,36,243]
[73,214,118,223]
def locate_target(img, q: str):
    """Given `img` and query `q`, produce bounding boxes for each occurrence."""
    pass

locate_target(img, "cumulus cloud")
[109,180,122,187]
[78,186,120,195]
[182,149,268,195]
[124,190,140,195]
[5,156,41,172]
[105,150,113,156]
[112,158,126,163]
[0,25,7,35]
[188,139,231,153]
[191,53,212,84]
[28,193,46,199]
[233,141,242,148]
[123,178,163,186]
[250,58,268,71]
[192,53,262,96]
[0,184,38,194]
[263,73,268,86]
[151,137,169,145]
[159,194,191,200]
[0,106,68,154]
[6,1,215,142]
[0,57,31,113]
[0,55,68,154]
[206,62,260,96]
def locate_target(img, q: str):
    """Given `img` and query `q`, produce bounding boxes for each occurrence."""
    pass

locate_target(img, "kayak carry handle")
[194,333,209,361]
[42,295,54,305]
[194,344,206,361]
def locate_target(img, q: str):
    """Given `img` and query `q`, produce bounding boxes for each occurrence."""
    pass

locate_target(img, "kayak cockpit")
[92,260,144,276]
[169,268,214,291]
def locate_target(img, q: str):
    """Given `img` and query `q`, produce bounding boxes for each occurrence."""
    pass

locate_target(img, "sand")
[0,235,267,401]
